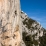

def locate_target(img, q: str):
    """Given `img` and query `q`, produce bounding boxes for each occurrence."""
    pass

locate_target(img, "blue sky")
[20,0,46,29]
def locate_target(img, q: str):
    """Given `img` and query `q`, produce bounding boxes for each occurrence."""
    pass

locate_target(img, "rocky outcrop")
[21,11,46,46]
[0,0,46,46]
[0,0,21,46]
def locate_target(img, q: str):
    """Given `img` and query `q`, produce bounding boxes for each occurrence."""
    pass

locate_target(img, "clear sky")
[20,0,46,29]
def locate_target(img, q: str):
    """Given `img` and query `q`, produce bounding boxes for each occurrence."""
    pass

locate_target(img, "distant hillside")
[21,11,46,46]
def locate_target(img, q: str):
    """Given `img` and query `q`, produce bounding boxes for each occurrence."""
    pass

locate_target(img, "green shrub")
[23,18,35,29]
[22,32,33,46]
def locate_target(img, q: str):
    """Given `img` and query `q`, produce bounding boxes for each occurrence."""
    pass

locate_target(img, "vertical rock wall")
[0,0,21,46]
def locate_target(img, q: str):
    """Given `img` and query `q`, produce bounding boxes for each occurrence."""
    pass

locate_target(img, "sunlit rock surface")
[21,11,46,46]
[0,0,46,46]
[0,0,21,46]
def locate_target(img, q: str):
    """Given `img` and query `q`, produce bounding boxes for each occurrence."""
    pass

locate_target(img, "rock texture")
[21,11,46,46]
[0,0,46,46]
[0,0,21,46]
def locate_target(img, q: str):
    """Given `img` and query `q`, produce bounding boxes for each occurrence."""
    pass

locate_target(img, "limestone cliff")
[21,11,46,46]
[0,0,21,46]
[0,0,46,46]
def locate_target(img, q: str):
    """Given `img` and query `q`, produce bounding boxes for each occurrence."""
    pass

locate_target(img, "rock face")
[0,0,21,46]
[0,0,46,46]
[21,11,46,46]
